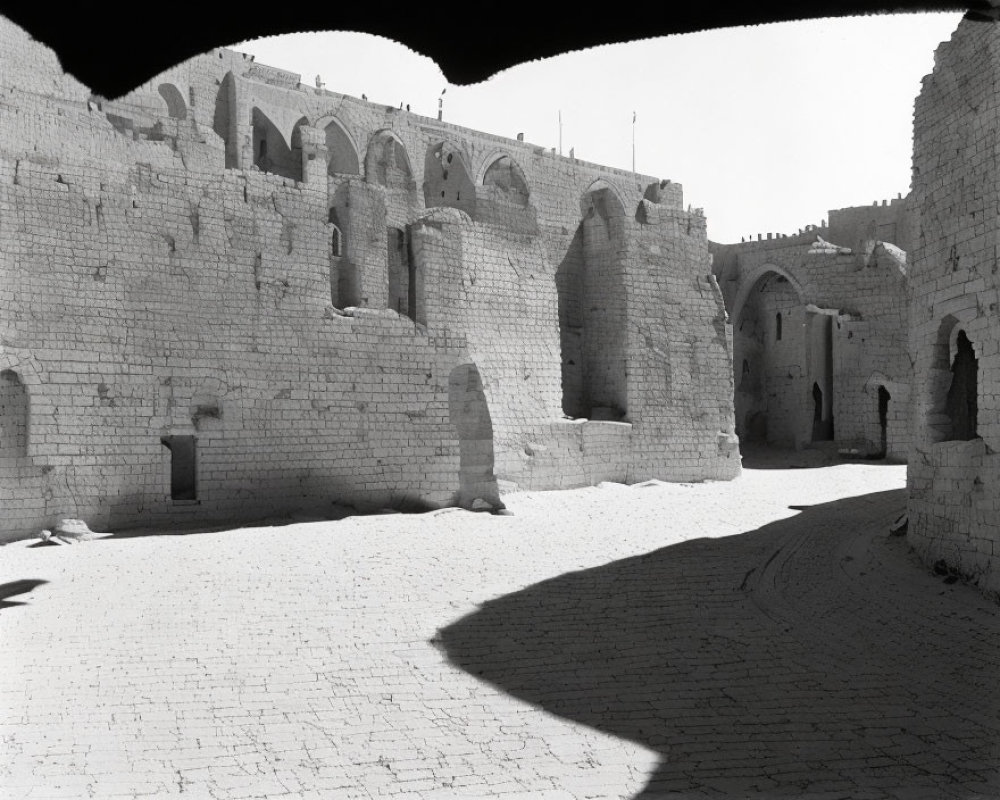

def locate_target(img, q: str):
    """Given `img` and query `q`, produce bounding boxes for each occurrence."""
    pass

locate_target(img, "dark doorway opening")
[811,382,834,442]
[161,435,197,501]
[877,386,890,457]
[945,329,979,441]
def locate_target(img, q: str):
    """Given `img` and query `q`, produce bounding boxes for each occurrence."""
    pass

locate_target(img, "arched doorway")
[732,269,805,448]
[557,183,628,420]
[448,364,500,509]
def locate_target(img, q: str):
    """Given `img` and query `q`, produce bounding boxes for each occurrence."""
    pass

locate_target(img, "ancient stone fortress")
[711,196,913,461]
[906,17,1000,597]
[0,18,738,540]
[1,15,997,600]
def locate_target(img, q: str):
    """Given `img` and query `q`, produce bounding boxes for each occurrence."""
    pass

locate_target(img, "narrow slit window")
[776,312,782,341]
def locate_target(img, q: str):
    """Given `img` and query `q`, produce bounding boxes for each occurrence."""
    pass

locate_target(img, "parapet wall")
[908,18,1000,596]
[0,18,737,538]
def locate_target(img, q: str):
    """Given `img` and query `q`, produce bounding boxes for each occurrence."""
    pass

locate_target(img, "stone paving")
[1,460,998,799]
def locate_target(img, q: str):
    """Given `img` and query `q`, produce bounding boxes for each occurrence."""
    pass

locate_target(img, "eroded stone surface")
[907,19,1000,597]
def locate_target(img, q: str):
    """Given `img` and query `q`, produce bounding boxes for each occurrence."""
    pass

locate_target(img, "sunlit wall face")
[235,13,962,244]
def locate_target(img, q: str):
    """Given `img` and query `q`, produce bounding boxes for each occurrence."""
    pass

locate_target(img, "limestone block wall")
[0,16,739,537]
[827,197,914,255]
[627,202,740,481]
[0,148,470,536]
[908,18,1000,595]
[712,216,911,459]
[410,208,583,489]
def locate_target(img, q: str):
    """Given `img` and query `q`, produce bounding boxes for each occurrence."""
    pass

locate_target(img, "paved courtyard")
[1,460,998,799]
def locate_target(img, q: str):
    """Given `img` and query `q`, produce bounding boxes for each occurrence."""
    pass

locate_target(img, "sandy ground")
[1,459,998,799]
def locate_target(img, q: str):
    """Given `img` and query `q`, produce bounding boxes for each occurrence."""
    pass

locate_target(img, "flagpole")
[558,110,562,156]
[632,111,636,174]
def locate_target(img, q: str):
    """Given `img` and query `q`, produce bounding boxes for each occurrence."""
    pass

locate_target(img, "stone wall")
[908,18,1000,596]
[711,202,911,459]
[0,17,738,539]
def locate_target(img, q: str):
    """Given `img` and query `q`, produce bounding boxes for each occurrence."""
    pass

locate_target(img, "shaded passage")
[438,490,1000,798]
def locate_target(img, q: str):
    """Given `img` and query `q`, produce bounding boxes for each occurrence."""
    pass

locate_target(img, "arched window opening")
[213,73,238,169]
[158,83,187,121]
[365,131,412,189]
[251,108,301,181]
[945,329,979,441]
[482,155,529,206]
[324,119,360,176]
[0,369,28,460]
[331,224,343,258]
[423,143,475,214]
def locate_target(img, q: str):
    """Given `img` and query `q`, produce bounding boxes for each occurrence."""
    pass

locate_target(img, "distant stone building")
[711,198,912,460]
[908,17,1000,596]
[0,18,738,540]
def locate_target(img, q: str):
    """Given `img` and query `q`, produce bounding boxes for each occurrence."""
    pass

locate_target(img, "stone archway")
[448,363,500,509]
[557,182,628,420]
[732,268,806,448]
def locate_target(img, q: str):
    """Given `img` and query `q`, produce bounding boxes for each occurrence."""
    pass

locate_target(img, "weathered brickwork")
[711,200,912,460]
[0,19,737,539]
[908,18,1000,595]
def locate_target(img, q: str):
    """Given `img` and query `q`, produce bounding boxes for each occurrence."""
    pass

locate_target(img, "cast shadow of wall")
[437,489,1000,798]
[0,579,48,609]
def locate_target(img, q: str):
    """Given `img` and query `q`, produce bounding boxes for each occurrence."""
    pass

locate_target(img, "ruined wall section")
[908,19,1000,594]
[628,202,740,481]
[828,196,914,255]
[410,208,589,489]
[0,21,90,103]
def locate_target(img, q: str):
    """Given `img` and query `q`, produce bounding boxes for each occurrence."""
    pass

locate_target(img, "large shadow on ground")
[437,489,1000,798]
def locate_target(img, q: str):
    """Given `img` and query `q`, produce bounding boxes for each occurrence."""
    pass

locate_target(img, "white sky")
[234,13,963,244]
